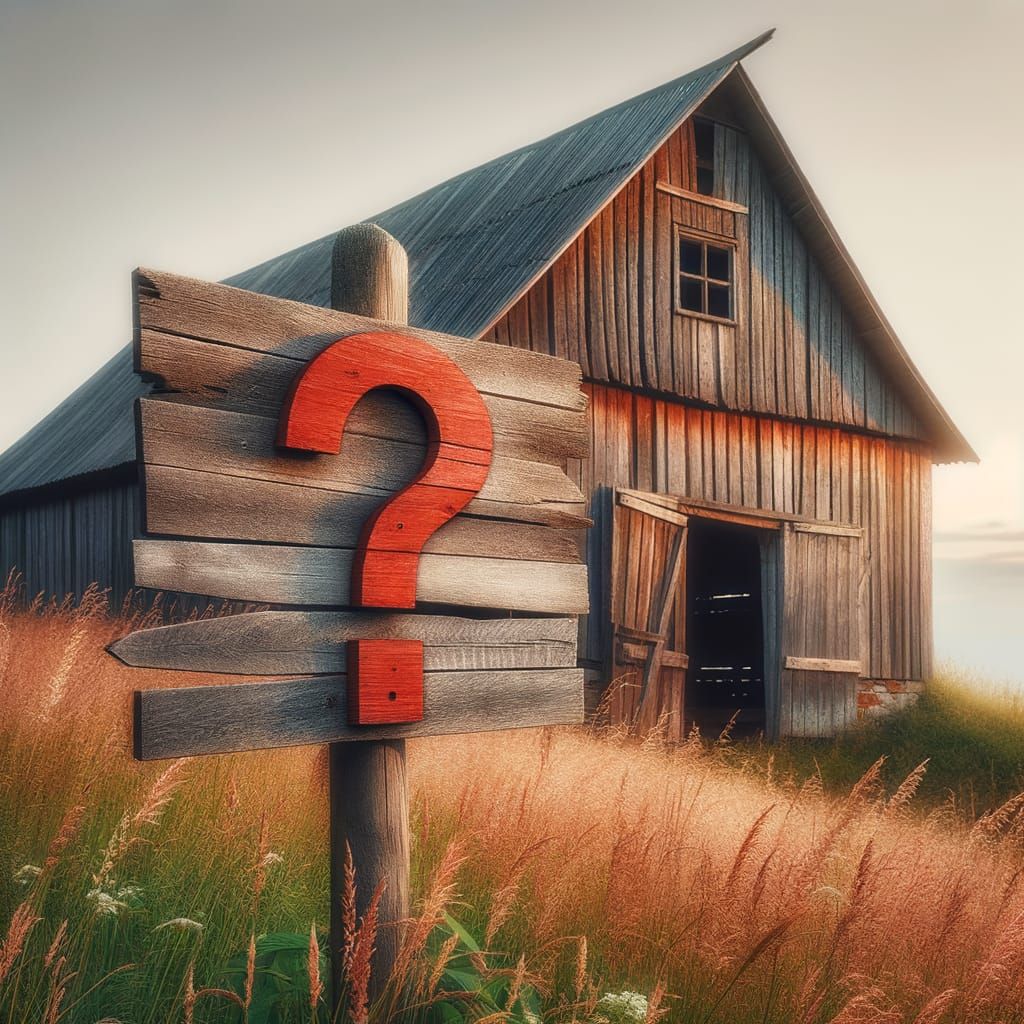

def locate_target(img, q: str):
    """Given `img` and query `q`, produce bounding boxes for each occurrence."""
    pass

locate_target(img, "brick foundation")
[856,679,926,719]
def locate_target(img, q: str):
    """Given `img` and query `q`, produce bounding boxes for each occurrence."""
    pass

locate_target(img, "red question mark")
[277,331,494,725]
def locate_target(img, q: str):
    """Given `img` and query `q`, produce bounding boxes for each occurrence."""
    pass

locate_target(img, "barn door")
[778,522,864,738]
[607,489,689,739]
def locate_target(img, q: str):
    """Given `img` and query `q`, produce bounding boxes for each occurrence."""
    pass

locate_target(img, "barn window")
[694,118,715,195]
[676,231,734,321]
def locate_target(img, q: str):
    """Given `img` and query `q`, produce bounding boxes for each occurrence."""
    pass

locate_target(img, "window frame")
[673,226,737,325]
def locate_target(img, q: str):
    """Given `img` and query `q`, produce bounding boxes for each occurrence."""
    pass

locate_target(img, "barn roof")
[0,30,974,503]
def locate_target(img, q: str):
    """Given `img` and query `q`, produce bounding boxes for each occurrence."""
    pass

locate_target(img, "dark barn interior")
[686,518,765,737]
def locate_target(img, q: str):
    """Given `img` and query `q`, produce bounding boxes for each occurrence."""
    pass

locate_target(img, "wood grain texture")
[329,739,407,1000]
[109,611,578,675]
[347,639,424,724]
[784,656,861,673]
[137,330,587,465]
[132,539,589,613]
[143,465,583,560]
[138,400,588,529]
[778,522,861,737]
[135,268,586,414]
[331,222,408,323]
[607,488,687,739]
[133,667,585,759]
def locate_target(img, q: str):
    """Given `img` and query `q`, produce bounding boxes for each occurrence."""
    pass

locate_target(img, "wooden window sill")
[673,307,736,327]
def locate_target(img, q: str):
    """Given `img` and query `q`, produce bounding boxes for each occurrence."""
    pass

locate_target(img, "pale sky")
[1,0,1021,679]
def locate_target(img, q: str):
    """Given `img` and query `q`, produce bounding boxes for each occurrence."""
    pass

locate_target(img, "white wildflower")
[86,887,128,917]
[155,917,204,934]
[595,990,649,1024]
[114,883,143,903]
[260,851,284,868]
[14,864,41,885]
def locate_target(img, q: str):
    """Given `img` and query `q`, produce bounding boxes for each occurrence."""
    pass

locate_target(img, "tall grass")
[3,588,1024,1021]
[724,667,1024,817]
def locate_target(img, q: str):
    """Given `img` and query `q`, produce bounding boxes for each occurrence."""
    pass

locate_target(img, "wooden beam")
[784,656,862,674]
[616,487,860,533]
[616,490,689,526]
[655,180,749,214]
[110,611,577,675]
[791,521,863,538]
[133,667,585,759]
[132,539,589,613]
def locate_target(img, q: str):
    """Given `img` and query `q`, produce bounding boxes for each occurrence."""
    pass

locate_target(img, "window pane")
[679,238,702,276]
[707,245,730,282]
[680,277,704,313]
[708,283,731,319]
[696,166,715,197]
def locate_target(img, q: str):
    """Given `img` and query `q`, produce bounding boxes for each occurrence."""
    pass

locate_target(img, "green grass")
[725,667,1024,816]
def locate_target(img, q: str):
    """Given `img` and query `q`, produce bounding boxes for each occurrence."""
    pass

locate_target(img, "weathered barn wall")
[572,382,932,685]
[0,477,217,616]
[482,116,926,443]
[0,477,138,606]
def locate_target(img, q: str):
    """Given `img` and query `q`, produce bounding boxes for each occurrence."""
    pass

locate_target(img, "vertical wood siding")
[574,383,932,684]
[0,481,139,607]
[0,480,227,617]
[483,117,926,444]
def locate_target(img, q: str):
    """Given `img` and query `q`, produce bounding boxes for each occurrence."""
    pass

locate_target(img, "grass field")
[4,592,1024,1022]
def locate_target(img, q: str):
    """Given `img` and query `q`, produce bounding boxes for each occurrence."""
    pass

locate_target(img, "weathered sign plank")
[135,268,586,413]
[110,611,577,675]
[138,400,588,527]
[134,666,585,759]
[142,466,584,558]
[133,539,589,612]
[139,331,587,463]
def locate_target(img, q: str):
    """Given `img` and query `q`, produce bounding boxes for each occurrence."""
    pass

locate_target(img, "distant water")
[934,555,1024,689]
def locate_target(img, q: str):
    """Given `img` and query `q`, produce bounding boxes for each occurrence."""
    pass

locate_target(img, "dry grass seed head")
[574,934,588,999]
[347,879,385,1024]
[885,760,930,817]
[245,934,256,1011]
[308,921,324,1010]
[0,900,41,985]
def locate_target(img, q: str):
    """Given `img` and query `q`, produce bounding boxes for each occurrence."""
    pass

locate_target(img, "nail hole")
[396,522,404,530]
[388,691,397,701]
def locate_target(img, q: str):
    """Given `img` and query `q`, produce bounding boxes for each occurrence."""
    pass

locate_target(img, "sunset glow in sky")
[1,0,1021,678]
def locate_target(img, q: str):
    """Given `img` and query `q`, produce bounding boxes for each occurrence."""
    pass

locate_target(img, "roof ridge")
[366,30,775,227]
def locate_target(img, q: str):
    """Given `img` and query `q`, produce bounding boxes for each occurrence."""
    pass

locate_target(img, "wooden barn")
[0,32,974,739]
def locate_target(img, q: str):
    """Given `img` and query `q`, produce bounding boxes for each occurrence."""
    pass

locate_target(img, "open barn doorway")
[607,489,780,742]
[685,518,766,738]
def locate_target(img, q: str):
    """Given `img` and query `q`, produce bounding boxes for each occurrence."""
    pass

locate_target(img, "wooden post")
[329,223,411,1009]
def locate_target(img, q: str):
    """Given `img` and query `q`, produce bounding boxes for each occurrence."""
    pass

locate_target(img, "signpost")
[110,224,589,1009]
